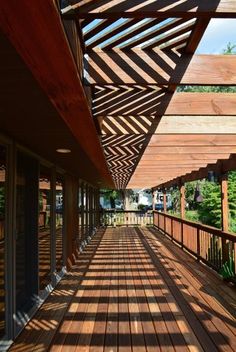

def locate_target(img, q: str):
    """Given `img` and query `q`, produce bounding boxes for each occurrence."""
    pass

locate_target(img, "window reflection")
[56,178,64,271]
[0,146,6,338]
[78,182,82,242]
[16,152,38,317]
[38,168,52,290]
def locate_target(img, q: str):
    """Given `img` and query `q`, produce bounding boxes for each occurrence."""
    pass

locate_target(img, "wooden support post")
[221,173,229,264]
[221,174,229,232]
[180,182,185,248]
[163,188,167,213]
[86,185,89,237]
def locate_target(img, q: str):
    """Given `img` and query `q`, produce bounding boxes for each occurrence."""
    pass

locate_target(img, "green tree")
[228,171,236,232]
[223,42,236,55]
[177,42,236,93]
[198,180,222,228]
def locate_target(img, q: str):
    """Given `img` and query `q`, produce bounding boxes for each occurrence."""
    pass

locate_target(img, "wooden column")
[85,184,89,238]
[180,182,185,248]
[64,174,78,268]
[221,174,229,232]
[163,189,167,213]
[180,183,185,219]
[221,174,229,264]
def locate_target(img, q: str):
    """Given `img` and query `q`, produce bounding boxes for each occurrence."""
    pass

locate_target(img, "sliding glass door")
[38,166,52,291]
[15,152,39,318]
[0,146,6,339]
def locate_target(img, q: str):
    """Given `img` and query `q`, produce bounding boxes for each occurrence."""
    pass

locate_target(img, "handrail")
[153,211,236,280]
[153,211,236,242]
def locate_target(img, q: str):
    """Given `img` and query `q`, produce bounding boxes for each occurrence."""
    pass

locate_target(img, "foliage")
[197,180,222,228]
[182,171,236,233]
[228,171,236,232]
[168,187,180,213]
[100,189,119,209]
[177,85,236,93]
[138,203,146,211]
[223,42,236,55]
[185,210,200,222]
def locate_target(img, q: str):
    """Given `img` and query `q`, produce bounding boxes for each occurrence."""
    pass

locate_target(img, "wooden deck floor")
[10,227,236,352]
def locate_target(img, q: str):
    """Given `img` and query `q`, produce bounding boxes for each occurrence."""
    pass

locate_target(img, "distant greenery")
[170,172,236,233]
[177,85,236,93]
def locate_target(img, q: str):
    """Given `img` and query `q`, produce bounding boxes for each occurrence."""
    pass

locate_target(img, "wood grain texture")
[85,51,236,86]
[10,227,236,352]
[166,93,236,116]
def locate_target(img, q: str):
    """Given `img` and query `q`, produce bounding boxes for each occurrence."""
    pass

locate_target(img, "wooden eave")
[0,0,114,188]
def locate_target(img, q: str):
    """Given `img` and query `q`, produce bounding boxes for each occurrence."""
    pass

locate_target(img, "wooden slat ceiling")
[62,0,236,189]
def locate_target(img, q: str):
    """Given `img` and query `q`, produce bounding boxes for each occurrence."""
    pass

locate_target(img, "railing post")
[197,227,200,261]
[180,181,185,248]
[171,218,173,241]
[114,209,116,228]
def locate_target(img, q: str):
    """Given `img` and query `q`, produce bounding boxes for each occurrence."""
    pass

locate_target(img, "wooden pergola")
[1,2,236,351]
[61,0,236,189]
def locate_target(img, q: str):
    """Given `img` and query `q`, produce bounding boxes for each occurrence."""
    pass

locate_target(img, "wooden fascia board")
[85,51,236,86]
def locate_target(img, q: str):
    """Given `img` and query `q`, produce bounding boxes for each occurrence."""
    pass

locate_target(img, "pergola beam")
[85,52,236,86]
[62,0,236,19]
[152,155,236,190]
[95,93,236,118]
[166,93,236,116]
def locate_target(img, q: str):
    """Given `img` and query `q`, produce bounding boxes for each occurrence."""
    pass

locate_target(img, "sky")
[83,18,236,53]
[196,19,236,54]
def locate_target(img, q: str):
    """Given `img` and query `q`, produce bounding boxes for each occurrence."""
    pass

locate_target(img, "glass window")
[0,146,6,338]
[38,167,52,290]
[56,177,64,272]
[15,152,38,318]
[78,182,82,242]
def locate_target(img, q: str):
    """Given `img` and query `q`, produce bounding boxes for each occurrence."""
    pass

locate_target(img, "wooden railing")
[154,211,236,280]
[101,210,153,227]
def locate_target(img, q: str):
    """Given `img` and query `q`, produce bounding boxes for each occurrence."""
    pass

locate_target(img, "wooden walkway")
[10,227,236,352]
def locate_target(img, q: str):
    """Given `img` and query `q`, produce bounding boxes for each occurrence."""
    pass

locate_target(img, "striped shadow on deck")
[10,227,236,352]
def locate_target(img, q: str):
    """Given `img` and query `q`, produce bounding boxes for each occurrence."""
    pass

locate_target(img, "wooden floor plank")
[139,227,236,352]
[118,229,132,352]
[9,227,236,352]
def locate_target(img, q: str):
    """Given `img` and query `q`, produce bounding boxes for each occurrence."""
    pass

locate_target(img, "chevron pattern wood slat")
[61,0,236,189]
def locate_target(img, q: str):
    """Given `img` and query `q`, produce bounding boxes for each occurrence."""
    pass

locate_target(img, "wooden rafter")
[93,87,236,117]
[85,51,236,86]
[62,1,236,189]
